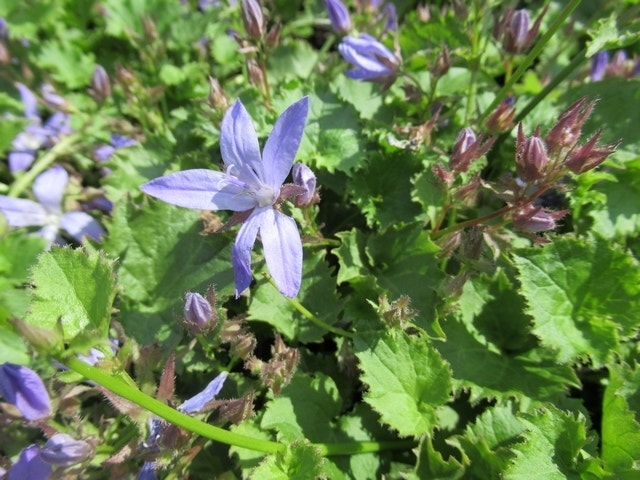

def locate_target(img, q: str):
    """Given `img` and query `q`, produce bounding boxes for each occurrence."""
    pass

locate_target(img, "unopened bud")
[545,97,596,154]
[515,124,548,182]
[208,76,229,110]
[0,41,9,65]
[241,0,265,40]
[216,391,255,425]
[608,50,628,76]
[246,57,265,89]
[484,96,516,133]
[181,287,218,334]
[292,163,318,207]
[142,15,158,42]
[116,64,136,86]
[40,84,69,111]
[265,22,282,49]
[432,163,454,185]
[449,127,494,173]
[91,65,111,101]
[220,318,244,343]
[590,51,609,82]
[497,6,547,55]
[513,205,567,232]
[431,45,450,77]
[324,0,351,35]
[563,131,620,174]
[230,332,257,360]
[40,434,92,467]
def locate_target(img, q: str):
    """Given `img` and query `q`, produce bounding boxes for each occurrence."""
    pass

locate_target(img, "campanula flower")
[323,0,351,34]
[178,371,228,414]
[141,97,310,298]
[39,434,92,467]
[8,445,52,480]
[0,165,106,247]
[338,34,400,83]
[8,83,72,173]
[93,134,137,162]
[0,362,51,421]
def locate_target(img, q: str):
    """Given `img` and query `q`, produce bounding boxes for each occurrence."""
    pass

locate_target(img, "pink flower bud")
[545,97,596,154]
[182,288,217,334]
[563,131,620,174]
[449,127,495,173]
[513,205,567,232]
[91,65,111,101]
[515,124,549,182]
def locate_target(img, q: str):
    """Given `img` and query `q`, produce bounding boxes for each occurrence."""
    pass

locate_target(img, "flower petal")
[178,371,228,414]
[60,212,105,243]
[0,196,47,227]
[33,166,68,214]
[16,83,39,120]
[231,208,263,297]
[220,100,264,186]
[262,96,309,188]
[0,363,51,421]
[141,169,257,211]
[8,150,37,173]
[8,445,52,480]
[259,208,302,298]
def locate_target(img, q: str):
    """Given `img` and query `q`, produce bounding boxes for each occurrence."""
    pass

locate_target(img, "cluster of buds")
[379,294,417,329]
[493,6,548,55]
[220,316,257,360]
[246,335,300,396]
[180,286,218,334]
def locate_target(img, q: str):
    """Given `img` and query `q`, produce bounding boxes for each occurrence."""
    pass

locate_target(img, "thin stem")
[479,0,582,123]
[62,356,285,454]
[262,273,355,339]
[8,134,80,198]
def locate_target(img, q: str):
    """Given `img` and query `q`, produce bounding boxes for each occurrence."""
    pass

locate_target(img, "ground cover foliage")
[0,0,639,478]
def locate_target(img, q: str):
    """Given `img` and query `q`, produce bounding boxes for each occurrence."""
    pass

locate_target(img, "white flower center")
[253,183,279,207]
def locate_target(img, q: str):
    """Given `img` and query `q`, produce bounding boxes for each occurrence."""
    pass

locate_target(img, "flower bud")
[430,45,451,77]
[116,64,136,86]
[324,0,351,35]
[216,391,255,425]
[292,163,318,207]
[182,288,218,334]
[40,434,92,467]
[484,96,516,133]
[208,76,229,110]
[265,21,281,48]
[515,124,549,182]
[91,65,111,100]
[432,163,454,185]
[0,362,51,421]
[40,83,69,112]
[382,3,398,33]
[0,41,10,65]
[545,97,596,154]
[241,0,265,40]
[449,127,494,173]
[496,6,547,55]
[246,57,265,89]
[590,51,609,82]
[513,205,567,232]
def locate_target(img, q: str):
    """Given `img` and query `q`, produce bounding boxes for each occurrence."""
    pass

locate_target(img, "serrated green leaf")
[586,14,640,56]
[102,197,234,343]
[248,250,344,343]
[602,363,640,476]
[513,236,640,366]
[354,330,452,437]
[435,318,579,402]
[252,442,325,480]
[410,436,465,480]
[504,406,596,479]
[268,41,318,82]
[25,247,117,341]
[34,40,95,89]
[261,373,342,443]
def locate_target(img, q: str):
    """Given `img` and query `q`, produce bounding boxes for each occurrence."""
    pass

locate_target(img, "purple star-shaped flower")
[0,165,105,247]
[141,97,310,298]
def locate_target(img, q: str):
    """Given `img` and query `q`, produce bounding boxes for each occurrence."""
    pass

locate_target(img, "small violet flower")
[39,433,92,467]
[590,51,609,81]
[8,445,52,480]
[0,362,51,421]
[323,0,351,35]
[338,34,400,83]
[141,97,310,298]
[178,371,228,414]
[8,83,72,173]
[0,165,106,247]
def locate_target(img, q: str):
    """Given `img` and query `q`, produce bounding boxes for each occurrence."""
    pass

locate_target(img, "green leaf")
[248,251,344,343]
[601,363,640,476]
[435,318,579,402]
[268,41,319,82]
[102,197,234,344]
[354,330,452,437]
[25,247,117,341]
[33,40,95,89]
[411,436,465,480]
[261,373,342,443]
[252,442,326,480]
[504,406,597,479]
[586,13,640,56]
[0,325,29,364]
[513,236,640,366]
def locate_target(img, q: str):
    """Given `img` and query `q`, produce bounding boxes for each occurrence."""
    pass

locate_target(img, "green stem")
[262,273,355,339]
[62,356,285,454]
[8,134,80,198]
[479,0,582,123]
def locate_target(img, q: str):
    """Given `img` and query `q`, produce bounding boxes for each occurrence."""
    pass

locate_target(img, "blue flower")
[0,165,106,248]
[590,51,609,82]
[93,134,137,162]
[0,362,51,421]
[178,371,228,414]
[323,0,351,34]
[141,97,311,298]
[338,34,399,83]
[8,83,72,173]
[8,445,52,480]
